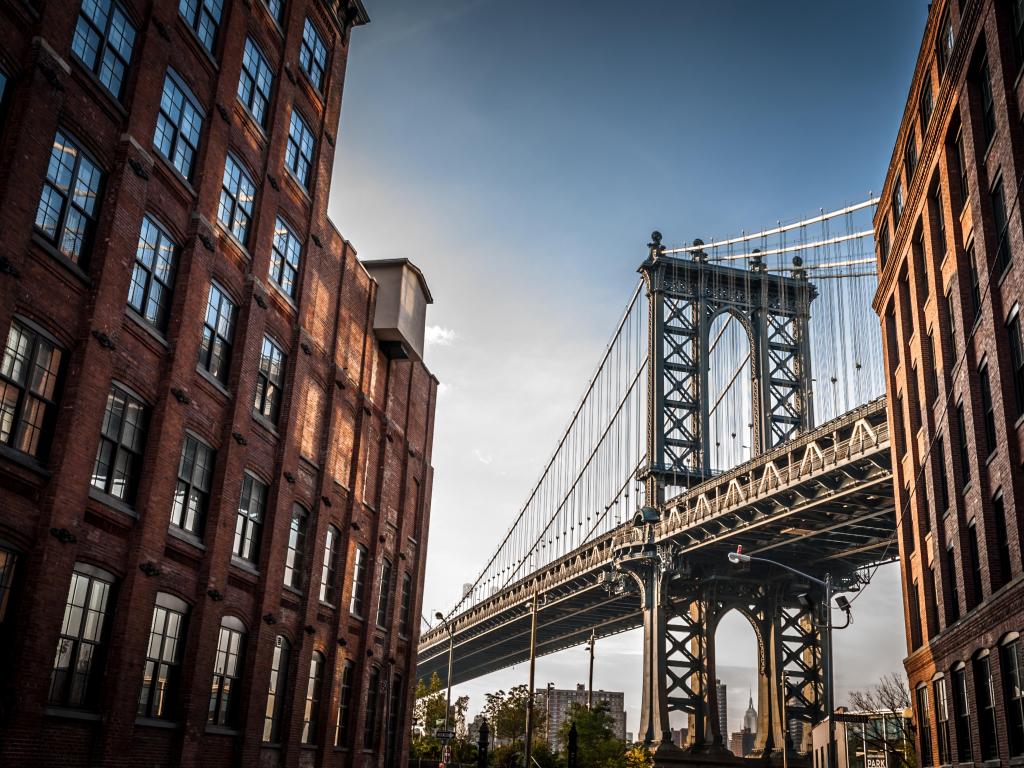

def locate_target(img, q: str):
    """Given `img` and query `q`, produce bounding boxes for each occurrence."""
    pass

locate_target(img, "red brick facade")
[0,0,438,766]
[873,0,1024,764]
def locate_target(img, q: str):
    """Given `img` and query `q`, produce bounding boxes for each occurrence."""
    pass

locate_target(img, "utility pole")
[524,593,539,768]
[586,630,596,709]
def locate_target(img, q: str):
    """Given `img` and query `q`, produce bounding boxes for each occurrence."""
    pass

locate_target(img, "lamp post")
[525,593,539,768]
[727,549,840,768]
[435,611,455,762]
[586,630,596,710]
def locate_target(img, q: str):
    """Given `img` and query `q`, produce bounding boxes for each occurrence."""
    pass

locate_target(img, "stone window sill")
[31,231,90,285]
[45,707,101,722]
[88,487,138,519]
[135,717,180,729]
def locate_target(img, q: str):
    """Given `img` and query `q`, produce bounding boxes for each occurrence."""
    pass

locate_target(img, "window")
[979,57,996,147]
[254,336,285,423]
[218,153,256,245]
[238,38,273,127]
[967,521,984,607]
[967,243,981,321]
[937,11,955,76]
[138,593,188,720]
[926,329,937,390]
[955,400,970,488]
[298,18,327,90]
[128,216,177,331]
[364,665,380,749]
[263,0,284,25]
[934,436,948,511]
[233,473,267,562]
[319,525,340,604]
[35,130,102,264]
[284,505,308,589]
[91,384,147,503]
[170,433,215,536]
[979,362,996,456]
[917,685,933,766]
[973,654,998,760]
[49,565,114,708]
[878,220,891,267]
[0,319,64,458]
[993,491,1011,590]
[919,77,933,131]
[0,549,17,623]
[398,572,412,637]
[954,127,969,209]
[1010,309,1024,417]
[262,635,290,742]
[302,651,325,744]
[908,579,922,650]
[935,677,951,764]
[893,182,904,226]
[72,0,136,99]
[285,109,315,189]
[376,558,392,627]
[154,71,202,181]
[334,659,354,747]
[198,282,236,384]
[931,185,946,259]
[349,543,368,617]
[178,0,222,53]
[904,134,918,182]
[209,616,245,727]
[946,545,960,623]
[951,666,972,761]
[270,217,302,297]
[386,672,403,760]
[991,176,1012,275]
[1015,0,1024,66]
[1003,638,1024,757]
[946,285,959,363]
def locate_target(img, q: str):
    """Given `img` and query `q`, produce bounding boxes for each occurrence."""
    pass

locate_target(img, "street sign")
[435,729,455,741]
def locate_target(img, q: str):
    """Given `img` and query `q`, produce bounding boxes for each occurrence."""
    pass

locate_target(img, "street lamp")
[435,611,455,756]
[727,548,846,768]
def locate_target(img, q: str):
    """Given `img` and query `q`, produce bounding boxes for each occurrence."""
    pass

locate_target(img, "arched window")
[319,525,340,604]
[972,650,998,760]
[284,505,309,589]
[263,635,291,742]
[49,564,115,708]
[1001,634,1024,757]
[363,665,380,750]
[302,650,325,744]
[138,592,189,720]
[375,558,392,627]
[334,658,355,747]
[209,616,246,727]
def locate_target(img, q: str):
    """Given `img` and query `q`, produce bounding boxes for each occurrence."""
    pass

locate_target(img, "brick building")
[0,0,439,766]
[872,0,1024,764]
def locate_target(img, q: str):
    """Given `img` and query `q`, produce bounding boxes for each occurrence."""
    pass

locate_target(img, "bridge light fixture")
[728,550,751,564]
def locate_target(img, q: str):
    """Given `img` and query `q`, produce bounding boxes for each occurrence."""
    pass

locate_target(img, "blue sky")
[329,0,928,735]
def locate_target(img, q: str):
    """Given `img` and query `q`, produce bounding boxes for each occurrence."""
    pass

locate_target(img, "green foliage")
[411,673,471,761]
[558,703,630,768]
[623,744,654,767]
[481,684,545,745]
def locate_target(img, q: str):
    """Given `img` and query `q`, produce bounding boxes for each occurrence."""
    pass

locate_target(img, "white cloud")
[426,325,458,347]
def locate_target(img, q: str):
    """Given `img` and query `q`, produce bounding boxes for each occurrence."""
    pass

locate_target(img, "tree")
[482,684,545,747]
[411,674,473,763]
[623,745,654,768]
[848,673,917,768]
[557,703,627,768]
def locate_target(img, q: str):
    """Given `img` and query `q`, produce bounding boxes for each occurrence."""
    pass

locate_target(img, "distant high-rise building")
[537,683,627,752]
[716,679,728,739]
[730,729,755,757]
[743,692,758,733]
[671,727,689,748]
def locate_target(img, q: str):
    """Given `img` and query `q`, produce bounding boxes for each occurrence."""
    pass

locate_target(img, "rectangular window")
[363,665,380,749]
[72,0,136,100]
[931,186,946,260]
[954,127,969,209]
[349,543,368,617]
[128,215,177,331]
[917,685,933,766]
[878,220,891,267]
[955,400,970,488]
[263,0,283,25]
[0,549,17,623]
[218,153,256,245]
[1010,310,1024,417]
[0,319,64,458]
[270,217,302,297]
[49,566,114,708]
[233,473,266,563]
[974,655,998,760]
[170,434,215,536]
[198,282,236,384]
[284,505,308,589]
[178,0,222,53]
[893,182,904,227]
[979,363,996,457]
[398,572,412,637]
[35,130,103,265]
[334,659,354,746]
[952,667,972,761]
[253,336,285,423]
[979,58,996,147]
[928,565,939,636]
[209,618,245,727]
[919,77,933,131]
[991,176,1012,276]
[904,134,918,182]
[946,285,959,364]
[262,635,290,742]
[238,38,273,127]
[376,558,393,628]
[138,593,188,720]
[937,11,955,76]
[298,18,327,90]
[1003,639,1024,757]
[967,521,984,608]
[319,525,339,604]
[154,71,202,181]
[285,109,315,189]
[934,435,949,511]
[946,545,960,623]
[926,329,938,391]
[908,579,922,650]
[302,651,325,744]
[967,243,981,321]
[386,672,403,759]
[91,384,147,503]
[935,678,951,765]
[993,491,1012,590]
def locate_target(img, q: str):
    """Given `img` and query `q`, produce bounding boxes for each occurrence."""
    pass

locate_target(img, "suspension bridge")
[417,199,897,764]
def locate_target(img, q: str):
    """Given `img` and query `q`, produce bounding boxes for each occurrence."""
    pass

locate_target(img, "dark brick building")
[0,0,439,765]
[873,0,1024,764]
